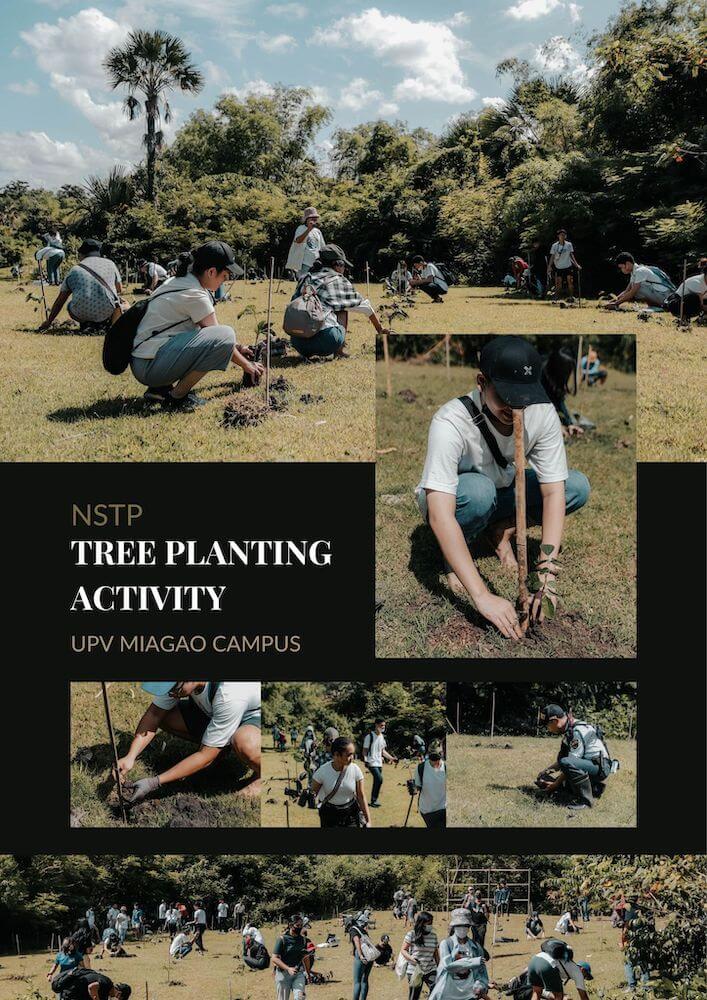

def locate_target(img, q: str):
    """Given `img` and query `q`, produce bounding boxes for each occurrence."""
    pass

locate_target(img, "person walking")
[362,718,397,809]
[273,914,311,1000]
[115,907,129,944]
[401,911,439,1000]
[414,740,447,828]
[193,902,207,952]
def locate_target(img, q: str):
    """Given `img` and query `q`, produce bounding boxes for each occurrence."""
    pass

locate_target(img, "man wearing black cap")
[416,336,590,640]
[38,239,123,332]
[536,704,614,810]
[287,244,389,359]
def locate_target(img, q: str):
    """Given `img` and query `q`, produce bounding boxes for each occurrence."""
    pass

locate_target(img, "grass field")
[70,683,259,828]
[0,273,374,462]
[0,911,642,1000]
[447,735,636,828]
[375,354,636,659]
[261,746,427,828]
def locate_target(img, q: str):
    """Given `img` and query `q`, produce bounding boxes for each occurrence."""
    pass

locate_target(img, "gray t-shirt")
[61,256,121,322]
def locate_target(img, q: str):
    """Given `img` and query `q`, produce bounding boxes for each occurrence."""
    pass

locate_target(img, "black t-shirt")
[470,904,487,926]
[274,932,308,969]
[58,969,113,999]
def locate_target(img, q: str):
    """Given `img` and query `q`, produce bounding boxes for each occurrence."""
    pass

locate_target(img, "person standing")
[414,740,447,828]
[621,896,653,992]
[311,736,371,828]
[115,908,130,944]
[193,902,207,952]
[362,719,397,809]
[290,726,299,748]
[349,913,375,1000]
[158,901,167,932]
[461,886,475,911]
[405,895,419,928]
[401,911,439,1000]
[548,229,581,299]
[429,909,492,1000]
[217,900,229,933]
[130,903,143,939]
[273,914,311,1000]
[233,900,246,931]
[470,893,489,949]
[286,207,326,279]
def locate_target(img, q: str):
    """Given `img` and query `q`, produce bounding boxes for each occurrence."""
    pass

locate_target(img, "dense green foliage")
[0,0,702,293]
[262,682,445,754]
[448,682,638,737]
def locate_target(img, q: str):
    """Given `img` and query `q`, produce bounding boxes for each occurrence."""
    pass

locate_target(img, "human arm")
[528,481,565,622]
[157,744,223,785]
[38,289,70,330]
[294,222,314,244]
[356,777,372,826]
[426,489,524,639]
[603,282,639,308]
[400,934,415,964]
[382,749,397,764]
[197,310,264,380]
[46,962,59,979]
[116,703,170,777]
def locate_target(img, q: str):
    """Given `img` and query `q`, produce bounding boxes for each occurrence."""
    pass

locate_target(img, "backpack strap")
[456,396,509,469]
[320,764,350,806]
[207,681,222,704]
[417,760,425,787]
[76,262,120,306]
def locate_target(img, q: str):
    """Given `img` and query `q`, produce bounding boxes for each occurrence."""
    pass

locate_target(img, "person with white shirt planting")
[362,719,398,809]
[137,259,168,293]
[410,256,448,303]
[311,736,371,828]
[417,336,590,641]
[548,230,581,299]
[169,929,195,960]
[665,257,707,319]
[116,681,261,807]
[601,252,675,310]
[413,740,447,828]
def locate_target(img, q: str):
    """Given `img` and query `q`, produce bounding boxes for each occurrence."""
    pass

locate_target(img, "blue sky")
[0,0,623,187]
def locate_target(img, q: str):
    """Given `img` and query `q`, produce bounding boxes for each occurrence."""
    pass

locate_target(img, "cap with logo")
[479,336,549,408]
[577,961,593,980]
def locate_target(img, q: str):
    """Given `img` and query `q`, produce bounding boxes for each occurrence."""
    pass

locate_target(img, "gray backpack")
[283,276,336,339]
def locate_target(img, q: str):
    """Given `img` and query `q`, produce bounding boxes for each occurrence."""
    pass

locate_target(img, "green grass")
[448,735,637,828]
[0,274,374,462]
[0,910,641,1000]
[70,683,259,829]
[375,352,636,659]
[261,746,427,828]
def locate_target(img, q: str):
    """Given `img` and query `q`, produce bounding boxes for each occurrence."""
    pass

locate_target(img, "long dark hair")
[542,346,577,406]
[61,937,76,955]
[413,911,433,944]
[174,251,194,277]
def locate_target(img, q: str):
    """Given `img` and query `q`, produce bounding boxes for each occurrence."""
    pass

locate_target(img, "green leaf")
[542,595,556,619]
[540,543,555,555]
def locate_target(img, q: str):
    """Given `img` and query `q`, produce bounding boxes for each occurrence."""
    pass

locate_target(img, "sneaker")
[369,802,381,808]
[567,801,591,810]
[161,391,206,412]
[143,385,173,403]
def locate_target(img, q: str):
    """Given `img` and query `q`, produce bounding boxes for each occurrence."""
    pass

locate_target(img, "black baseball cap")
[192,240,240,277]
[319,243,353,268]
[540,704,566,721]
[79,238,102,256]
[479,336,549,408]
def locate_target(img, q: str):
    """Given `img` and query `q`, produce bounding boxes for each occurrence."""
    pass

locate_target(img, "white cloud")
[257,33,297,53]
[203,60,230,86]
[482,96,506,109]
[378,100,400,116]
[8,80,40,96]
[307,85,330,104]
[568,3,583,22]
[116,0,251,24]
[448,11,470,25]
[507,0,561,19]
[224,79,275,99]
[21,8,131,90]
[313,8,476,104]
[534,37,593,83]
[265,2,307,18]
[338,77,382,111]
[0,130,117,187]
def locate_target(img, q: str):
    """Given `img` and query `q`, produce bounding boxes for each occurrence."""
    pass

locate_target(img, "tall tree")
[104,30,204,202]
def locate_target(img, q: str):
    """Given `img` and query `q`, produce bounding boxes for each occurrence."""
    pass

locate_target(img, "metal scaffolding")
[446,866,532,917]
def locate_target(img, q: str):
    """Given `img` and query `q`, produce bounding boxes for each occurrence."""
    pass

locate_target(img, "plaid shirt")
[296,267,372,319]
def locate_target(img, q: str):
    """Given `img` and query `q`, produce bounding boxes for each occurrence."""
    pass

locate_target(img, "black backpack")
[102,287,185,375]
[243,940,270,971]
[432,263,458,286]
[52,968,110,997]
[542,938,572,961]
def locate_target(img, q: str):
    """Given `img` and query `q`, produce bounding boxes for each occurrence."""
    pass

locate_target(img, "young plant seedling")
[528,542,561,621]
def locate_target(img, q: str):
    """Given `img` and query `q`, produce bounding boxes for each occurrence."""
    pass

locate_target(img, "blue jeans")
[45,250,65,285]
[558,756,601,780]
[291,323,346,358]
[367,765,383,803]
[454,468,590,541]
[624,961,650,988]
[353,955,372,1000]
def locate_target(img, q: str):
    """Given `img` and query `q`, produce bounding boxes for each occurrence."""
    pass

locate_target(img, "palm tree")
[104,30,204,202]
[78,166,136,234]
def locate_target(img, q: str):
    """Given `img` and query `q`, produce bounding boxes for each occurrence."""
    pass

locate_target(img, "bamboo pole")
[445,335,451,378]
[101,681,127,822]
[265,256,275,407]
[513,409,530,632]
[382,333,392,398]
[365,261,370,300]
[490,688,496,737]
[679,257,687,324]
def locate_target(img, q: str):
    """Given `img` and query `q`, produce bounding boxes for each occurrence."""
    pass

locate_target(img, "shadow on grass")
[48,396,160,423]
[20,324,94,337]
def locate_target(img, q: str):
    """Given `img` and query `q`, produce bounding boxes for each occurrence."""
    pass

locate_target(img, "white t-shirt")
[550,241,574,269]
[35,246,65,261]
[159,903,167,919]
[363,731,386,766]
[234,902,245,915]
[218,903,228,918]
[415,760,447,814]
[555,912,572,933]
[147,262,167,281]
[676,274,707,297]
[194,908,206,925]
[313,761,364,805]
[421,262,448,292]
[170,933,190,956]
[132,273,215,359]
[115,913,129,931]
[286,224,325,274]
[243,926,264,945]
[151,681,261,748]
[416,388,568,508]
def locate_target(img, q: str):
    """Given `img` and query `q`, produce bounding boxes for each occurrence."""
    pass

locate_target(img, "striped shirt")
[404,929,438,974]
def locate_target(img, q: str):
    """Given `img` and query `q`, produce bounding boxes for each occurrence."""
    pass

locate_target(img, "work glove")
[535,768,558,789]
[123,775,160,806]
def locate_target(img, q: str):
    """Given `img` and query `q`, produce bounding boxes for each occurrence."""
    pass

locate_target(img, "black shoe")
[162,391,206,412]
[144,385,173,403]
[567,801,592,810]
[369,802,381,808]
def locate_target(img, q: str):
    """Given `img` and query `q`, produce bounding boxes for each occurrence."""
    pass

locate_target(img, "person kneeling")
[38,239,123,334]
[410,256,448,303]
[131,241,263,412]
[417,336,590,640]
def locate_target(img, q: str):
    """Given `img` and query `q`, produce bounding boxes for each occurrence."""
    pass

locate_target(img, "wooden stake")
[382,333,392,398]
[37,262,49,322]
[513,409,530,632]
[145,981,149,1000]
[101,681,127,823]
[490,688,496,737]
[445,334,451,378]
[365,261,370,300]
[285,796,290,828]
[265,256,274,407]
[15,934,20,956]
[576,336,583,394]
[679,257,687,324]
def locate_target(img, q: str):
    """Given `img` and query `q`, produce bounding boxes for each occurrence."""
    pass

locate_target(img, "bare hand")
[246,361,265,383]
[474,592,524,640]
[116,756,133,779]
[240,345,255,360]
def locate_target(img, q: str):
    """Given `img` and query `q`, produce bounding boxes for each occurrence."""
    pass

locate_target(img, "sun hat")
[449,908,472,928]
[303,206,319,221]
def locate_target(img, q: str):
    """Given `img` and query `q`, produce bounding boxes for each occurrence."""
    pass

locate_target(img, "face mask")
[423,923,432,933]
[455,928,469,940]
[291,926,302,935]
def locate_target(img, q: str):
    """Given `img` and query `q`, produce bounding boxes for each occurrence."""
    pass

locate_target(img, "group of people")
[281,717,446,828]
[504,231,582,299]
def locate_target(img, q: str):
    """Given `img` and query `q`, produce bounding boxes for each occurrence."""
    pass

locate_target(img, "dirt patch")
[397,388,418,402]
[222,376,292,428]
[128,793,216,828]
[427,609,620,657]
[299,393,324,405]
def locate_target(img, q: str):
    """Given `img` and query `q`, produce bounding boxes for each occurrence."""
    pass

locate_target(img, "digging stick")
[513,409,530,633]
[679,257,687,324]
[577,267,582,308]
[382,332,392,398]
[265,256,275,407]
[37,261,50,322]
[365,261,370,300]
[101,681,128,823]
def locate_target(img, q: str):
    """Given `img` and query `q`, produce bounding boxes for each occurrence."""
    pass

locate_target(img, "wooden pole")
[445,335,451,378]
[285,796,290,828]
[145,982,149,1000]
[365,261,370,300]
[490,688,496,737]
[15,934,20,956]
[679,257,687,324]
[456,700,460,734]
[513,409,530,632]
[101,681,128,822]
[265,256,274,407]
[37,261,49,322]
[382,334,392,398]
[576,336,583,394]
